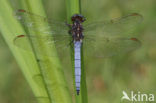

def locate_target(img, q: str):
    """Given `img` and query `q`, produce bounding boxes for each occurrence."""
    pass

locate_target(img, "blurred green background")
[0,0,156,103]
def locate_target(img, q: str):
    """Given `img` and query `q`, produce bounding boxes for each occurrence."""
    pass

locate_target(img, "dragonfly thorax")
[71,14,85,41]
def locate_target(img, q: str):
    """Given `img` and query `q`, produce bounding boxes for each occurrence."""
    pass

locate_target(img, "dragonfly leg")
[68,30,72,35]
[65,22,73,34]
[65,22,72,28]
[68,40,74,46]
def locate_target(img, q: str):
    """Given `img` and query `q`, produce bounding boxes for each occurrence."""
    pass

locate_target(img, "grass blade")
[0,0,72,103]
[66,0,88,103]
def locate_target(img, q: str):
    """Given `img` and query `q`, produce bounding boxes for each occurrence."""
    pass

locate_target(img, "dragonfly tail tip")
[76,90,80,95]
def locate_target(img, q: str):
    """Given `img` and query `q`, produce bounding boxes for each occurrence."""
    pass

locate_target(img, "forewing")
[14,9,69,35]
[84,13,143,38]
[83,36,141,58]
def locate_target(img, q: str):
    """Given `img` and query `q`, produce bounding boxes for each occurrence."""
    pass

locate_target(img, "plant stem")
[66,0,88,103]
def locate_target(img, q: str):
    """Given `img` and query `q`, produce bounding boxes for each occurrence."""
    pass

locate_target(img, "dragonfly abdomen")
[74,41,82,95]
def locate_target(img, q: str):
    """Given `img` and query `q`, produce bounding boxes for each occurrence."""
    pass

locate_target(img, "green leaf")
[0,0,72,103]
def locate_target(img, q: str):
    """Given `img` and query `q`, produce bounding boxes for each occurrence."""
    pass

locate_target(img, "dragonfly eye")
[71,14,86,22]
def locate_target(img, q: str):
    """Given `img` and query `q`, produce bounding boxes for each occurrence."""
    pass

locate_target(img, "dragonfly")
[14,9,142,95]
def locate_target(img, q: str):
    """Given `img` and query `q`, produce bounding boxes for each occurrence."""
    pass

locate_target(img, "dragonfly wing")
[14,34,72,57]
[15,9,69,35]
[83,36,141,58]
[84,13,143,38]
[14,9,72,57]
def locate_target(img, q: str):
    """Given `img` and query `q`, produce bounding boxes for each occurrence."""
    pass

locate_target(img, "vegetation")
[0,0,156,103]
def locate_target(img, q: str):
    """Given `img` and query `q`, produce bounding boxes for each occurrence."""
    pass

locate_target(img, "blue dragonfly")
[14,9,142,95]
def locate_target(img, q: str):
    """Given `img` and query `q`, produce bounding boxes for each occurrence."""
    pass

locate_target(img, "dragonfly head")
[71,14,86,23]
